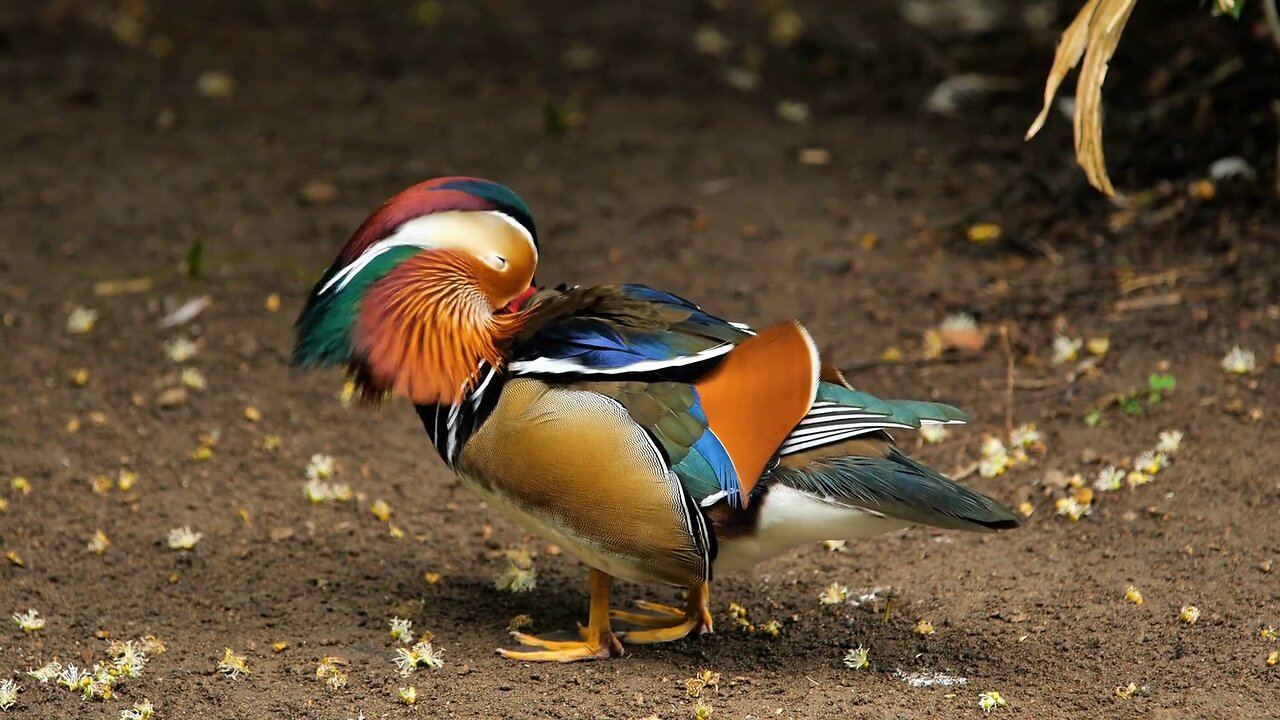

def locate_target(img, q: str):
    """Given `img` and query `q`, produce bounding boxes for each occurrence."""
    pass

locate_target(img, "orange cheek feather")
[354,251,516,406]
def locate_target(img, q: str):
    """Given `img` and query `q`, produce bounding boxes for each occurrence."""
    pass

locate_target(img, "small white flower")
[978,435,1013,478]
[164,337,198,363]
[1052,335,1082,364]
[26,661,61,684]
[389,617,414,643]
[303,478,353,504]
[392,648,417,675]
[1221,346,1256,374]
[166,526,203,550]
[303,478,332,503]
[1008,423,1042,449]
[1133,450,1168,476]
[920,425,949,444]
[940,313,977,331]
[315,656,349,689]
[1054,496,1091,521]
[494,564,538,593]
[979,454,1010,479]
[1093,465,1125,492]
[412,641,444,669]
[306,454,336,480]
[67,306,99,334]
[83,665,114,700]
[87,529,111,556]
[819,583,849,605]
[217,647,251,678]
[842,645,870,669]
[11,608,45,632]
[978,690,1008,712]
[1157,430,1183,455]
[110,640,147,678]
[57,664,90,691]
[393,642,444,675]
[0,679,18,710]
[120,698,155,720]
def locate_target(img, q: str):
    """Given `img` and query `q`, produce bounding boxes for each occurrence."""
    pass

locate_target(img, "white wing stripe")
[780,423,915,455]
[509,343,734,376]
[785,422,909,441]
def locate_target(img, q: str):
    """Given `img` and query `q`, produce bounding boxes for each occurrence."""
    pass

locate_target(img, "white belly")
[457,472,660,584]
[714,485,910,574]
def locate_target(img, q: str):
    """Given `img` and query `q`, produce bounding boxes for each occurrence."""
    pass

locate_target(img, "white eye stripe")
[319,210,533,295]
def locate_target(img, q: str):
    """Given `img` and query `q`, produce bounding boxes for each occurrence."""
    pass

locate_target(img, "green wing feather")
[775,443,1019,532]
[590,381,725,503]
[814,382,969,428]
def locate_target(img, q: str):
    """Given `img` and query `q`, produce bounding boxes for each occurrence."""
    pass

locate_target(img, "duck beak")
[501,285,538,314]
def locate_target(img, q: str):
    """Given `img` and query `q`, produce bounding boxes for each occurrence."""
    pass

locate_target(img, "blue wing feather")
[508,284,749,506]
[673,391,741,506]
[510,284,750,375]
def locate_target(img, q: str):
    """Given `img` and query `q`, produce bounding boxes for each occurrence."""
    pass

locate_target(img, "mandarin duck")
[293,177,1019,662]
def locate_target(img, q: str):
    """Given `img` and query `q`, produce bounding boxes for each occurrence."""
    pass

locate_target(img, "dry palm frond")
[1026,0,1138,197]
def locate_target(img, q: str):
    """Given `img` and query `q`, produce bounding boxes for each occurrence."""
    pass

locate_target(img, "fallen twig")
[998,324,1014,441]
[1118,268,1205,294]
[1113,292,1183,313]
[949,461,980,482]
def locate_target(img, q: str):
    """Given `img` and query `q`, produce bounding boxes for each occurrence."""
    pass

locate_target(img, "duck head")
[293,177,539,405]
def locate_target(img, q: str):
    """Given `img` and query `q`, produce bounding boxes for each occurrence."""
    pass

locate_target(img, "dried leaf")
[1074,0,1137,196]
[1026,0,1138,196]
[1025,0,1101,140]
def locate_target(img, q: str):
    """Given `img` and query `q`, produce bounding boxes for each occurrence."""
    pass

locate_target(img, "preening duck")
[294,176,1019,662]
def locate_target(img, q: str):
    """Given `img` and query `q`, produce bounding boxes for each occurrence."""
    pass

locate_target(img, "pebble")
[156,387,187,407]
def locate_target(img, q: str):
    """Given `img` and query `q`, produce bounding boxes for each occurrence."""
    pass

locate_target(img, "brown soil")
[2,2,1278,719]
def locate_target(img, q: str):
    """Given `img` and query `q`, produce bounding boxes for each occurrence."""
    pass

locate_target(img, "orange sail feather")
[693,321,819,505]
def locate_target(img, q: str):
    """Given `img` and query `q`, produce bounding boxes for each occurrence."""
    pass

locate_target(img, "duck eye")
[483,254,509,271]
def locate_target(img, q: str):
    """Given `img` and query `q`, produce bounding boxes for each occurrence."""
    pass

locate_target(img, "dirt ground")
[2,1,1278,718]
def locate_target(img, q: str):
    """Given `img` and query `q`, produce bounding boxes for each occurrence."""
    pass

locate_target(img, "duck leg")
[498,568,624,662]
[612,583,714,644]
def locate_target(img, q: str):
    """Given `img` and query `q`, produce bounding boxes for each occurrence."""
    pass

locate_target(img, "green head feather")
[292,246,421,368]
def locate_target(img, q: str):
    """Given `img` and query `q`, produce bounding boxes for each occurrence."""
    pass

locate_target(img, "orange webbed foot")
[613,584,714,645]
[496,568,625,663]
